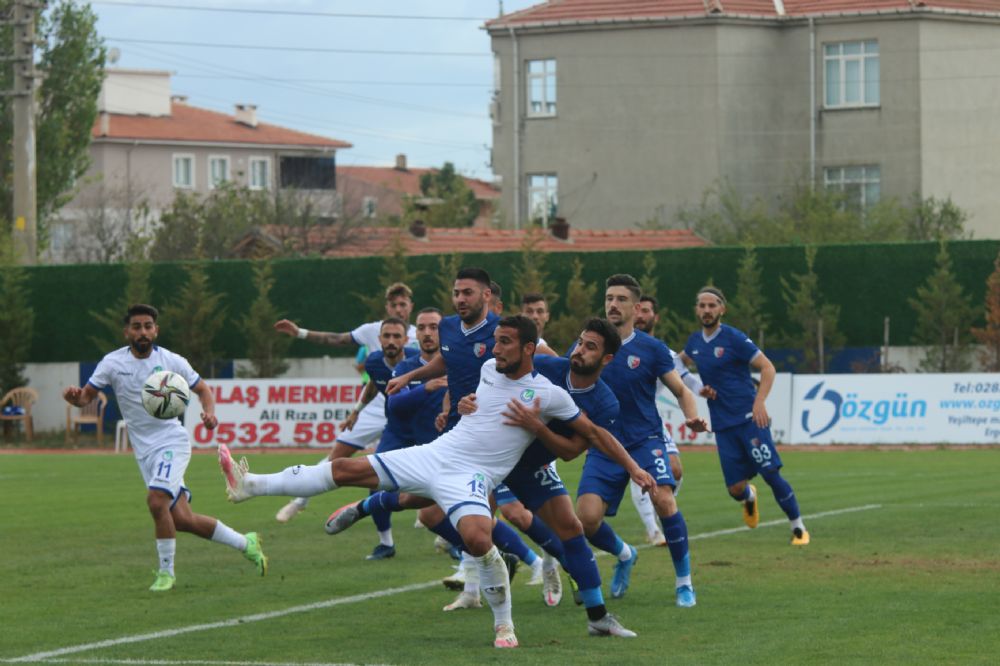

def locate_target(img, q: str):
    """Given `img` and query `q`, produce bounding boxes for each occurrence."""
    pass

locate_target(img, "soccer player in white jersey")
[631,294,705,546]
[62,304,268,592]
[271,282,416,523]
[219,315,654,648]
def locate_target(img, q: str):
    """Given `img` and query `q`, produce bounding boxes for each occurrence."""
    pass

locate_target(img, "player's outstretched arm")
[341,381,377,431]
[502,398,588,460]
[386,354,446,395]
[661,370,710,432]
[191,381,218,430]
[274,319,353,346]
[62,384,98,408]
[573,419,656,494]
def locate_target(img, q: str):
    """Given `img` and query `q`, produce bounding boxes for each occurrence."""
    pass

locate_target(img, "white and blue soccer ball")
[141,370,191,419]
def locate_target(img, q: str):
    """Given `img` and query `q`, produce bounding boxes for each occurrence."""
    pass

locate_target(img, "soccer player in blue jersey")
[575,274,708,608]
[679,286,809,546]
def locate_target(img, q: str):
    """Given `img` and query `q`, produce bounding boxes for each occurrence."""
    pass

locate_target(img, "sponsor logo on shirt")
[714,347,725,358]
[520,389,536,402]
[441,345,450,351]
[473,343,487,358]
[627,355,641,369]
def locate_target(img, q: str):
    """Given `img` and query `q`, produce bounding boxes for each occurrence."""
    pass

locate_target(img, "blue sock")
[427,516,465,551]
[737,485,753,502]
[587,521,625,557]
[524,516,564,561]
[762,469,800,520]
[562,534,602,603]
[660,511,691,579]
[492,521,536,564]
[368,491,402,532]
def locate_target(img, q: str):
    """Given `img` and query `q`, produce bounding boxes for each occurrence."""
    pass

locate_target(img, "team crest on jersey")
[520,389,536,402]
[714,347,725,358]
[473,343,487,358]
[153,365,164,373]
[750,437,760,447]
[627,355,641,369]
[652,449,663,457]
[162,450,174,461]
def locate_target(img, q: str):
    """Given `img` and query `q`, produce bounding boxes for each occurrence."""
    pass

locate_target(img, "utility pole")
[9,0,38,264]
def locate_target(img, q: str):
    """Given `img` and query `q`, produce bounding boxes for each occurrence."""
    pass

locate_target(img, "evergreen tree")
[637,251,695,348]
[89,261,152,354]
[972,250,1000,372]
[909,241,976,372]
[238,261,291,378]
[0,232,34,393]
[726,245,770,345]
[161,263,226,378]
[405,162,481,228]
[779,246,844,372]
[356,230,423,320]
[511,228,558,311]
[546,258,598,352]
[638,252,658,299]
[434,253,464,313]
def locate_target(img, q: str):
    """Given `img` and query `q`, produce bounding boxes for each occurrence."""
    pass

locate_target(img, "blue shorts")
[577,437,676,517]
[497,463,567,512]
[374,428,412,455]
[714,421,783,487]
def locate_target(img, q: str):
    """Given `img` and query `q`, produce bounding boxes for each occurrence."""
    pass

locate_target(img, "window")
[527,173,558,226]
[824,40,879,108]
[362,196,377,219]
[172,154,194,189]
[526,59,556,117]
[208,155,230,189]
[824,165,881,210]
[279,155,335,189]
[249,157,271,190]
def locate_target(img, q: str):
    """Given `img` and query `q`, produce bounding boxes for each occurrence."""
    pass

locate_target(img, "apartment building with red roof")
[49,69,352,262]
[486,0,1000,238]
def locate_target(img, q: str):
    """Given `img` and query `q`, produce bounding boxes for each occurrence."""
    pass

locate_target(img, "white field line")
[13,661,383,666]
[4,503,882,664]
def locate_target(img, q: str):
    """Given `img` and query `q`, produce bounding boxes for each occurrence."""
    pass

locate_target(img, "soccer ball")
[141,370,191,419]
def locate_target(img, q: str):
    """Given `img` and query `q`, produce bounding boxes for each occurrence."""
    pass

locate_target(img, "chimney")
[98,111,110,136]
[409,219,427,238]
[550,216,570,241]
[395,154,408,171]
[171,94,188,104]
[234,104,258,128]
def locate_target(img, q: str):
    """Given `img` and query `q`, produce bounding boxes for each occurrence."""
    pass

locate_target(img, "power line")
[106,37,489,57]
[176,74,491,88]
[91,0,492,21]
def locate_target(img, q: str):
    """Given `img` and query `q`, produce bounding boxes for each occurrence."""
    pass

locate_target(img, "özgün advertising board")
[791,373,1000,444]
[655,373,793,445]
[184,379,363,448]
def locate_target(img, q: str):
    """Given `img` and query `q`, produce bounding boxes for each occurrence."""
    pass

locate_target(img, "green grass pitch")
[1,448,998,665]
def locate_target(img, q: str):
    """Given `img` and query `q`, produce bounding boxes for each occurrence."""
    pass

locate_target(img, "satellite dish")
[108,47,121,65]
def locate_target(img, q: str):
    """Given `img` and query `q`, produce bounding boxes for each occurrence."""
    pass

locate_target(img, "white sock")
[542,552,559,573]
[617,541,634,561]
[246,462,336,497]
[210,520,247,552]
[676,574,692,589]
[462,552,480,596]
[156,538,175,575]
[791,517,805,532]
[630,480,661,537]
[476,546,512,628]
[378,529,394,547]
[293,497,309,509]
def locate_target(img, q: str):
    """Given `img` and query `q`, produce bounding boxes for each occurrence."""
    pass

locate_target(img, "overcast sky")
[90,0,541,180]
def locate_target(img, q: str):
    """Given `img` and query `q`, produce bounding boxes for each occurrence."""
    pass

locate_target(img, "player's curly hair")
[498,314,538,347]
[605,274,641,300]
[582,317,622,357]
[124,304,158,324]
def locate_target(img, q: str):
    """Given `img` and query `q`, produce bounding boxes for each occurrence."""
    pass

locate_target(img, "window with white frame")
[526,59,556,117]
[824,165,881,210]
[249,156,271,190]
[527,173,558,226]
[208,156,230,189]
[362,196,377,219]
[824,40,880,108]
[172,154,194,189]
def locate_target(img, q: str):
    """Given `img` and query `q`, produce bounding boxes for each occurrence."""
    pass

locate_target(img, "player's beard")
[701,312,722,329]
[495,350,523,375]
[383,345,400,361]
[420,339,439,355]
[459,300,484,325]
[570,354,602,376]
[634,317,653,334]
[131,337,153,356]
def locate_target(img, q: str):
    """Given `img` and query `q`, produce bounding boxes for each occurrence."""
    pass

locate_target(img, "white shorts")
[338,393,387,449]
[370,444,494,527]
[137,446,191,507]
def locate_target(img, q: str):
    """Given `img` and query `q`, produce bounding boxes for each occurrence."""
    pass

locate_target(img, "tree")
[355,230,423,320]
[64,179,153,264]
[511,228,557,311]
[779,246,844,372]
[972,250,1000,371]
[546,258,599,352]
[636,251,693,348]
[0,230,34,394]
[1,1,105,246]
[405,162,480,228]
[238,261,291,378]
[725,245,770,345]
[89,260,153,355]
[434,253,464,313]
[150,185,270,261]
[902,194,970,242]
[160,263,226,377]
[909,241,976,372]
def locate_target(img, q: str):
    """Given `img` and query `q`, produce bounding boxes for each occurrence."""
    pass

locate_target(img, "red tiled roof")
[338,166,500,201]
[487,0,1000,27]
[267,225,708,258]
[92,102,351,149]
